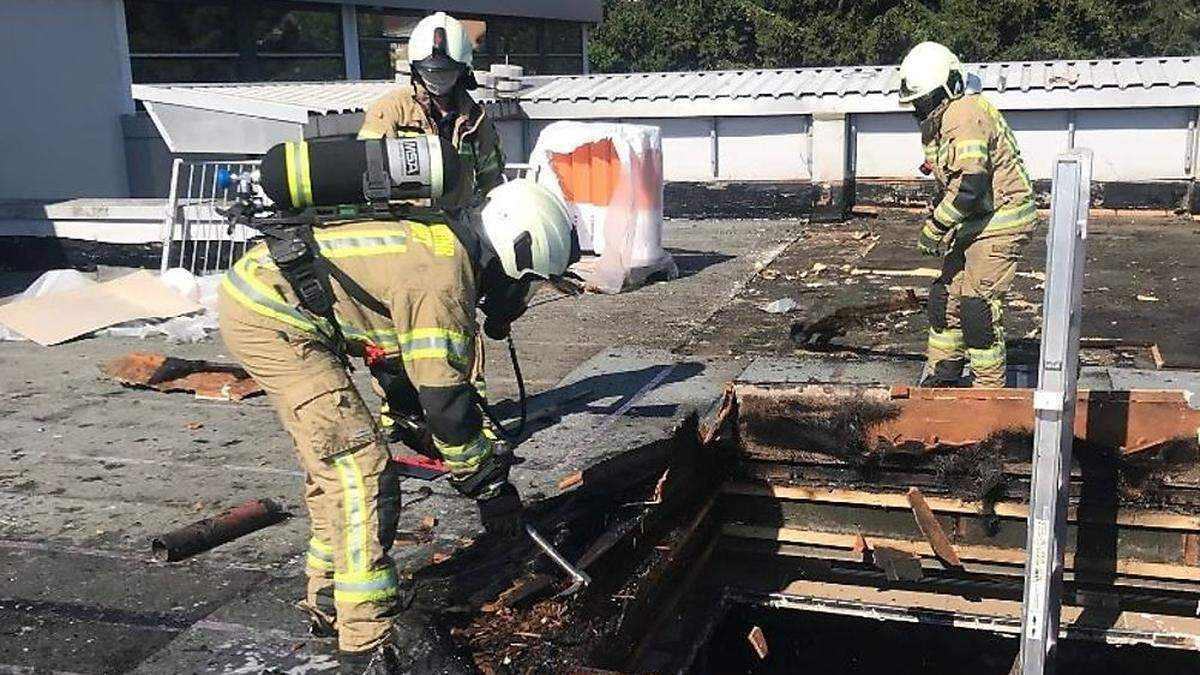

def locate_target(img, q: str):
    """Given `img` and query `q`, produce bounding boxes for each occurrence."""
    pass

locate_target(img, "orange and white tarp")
[529,121,677,293]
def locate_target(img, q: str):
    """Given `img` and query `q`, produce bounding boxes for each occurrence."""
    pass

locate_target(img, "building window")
[126,0,344,83]
[479,18,585,76]
[355,10,585,80]
[356,9,423,80]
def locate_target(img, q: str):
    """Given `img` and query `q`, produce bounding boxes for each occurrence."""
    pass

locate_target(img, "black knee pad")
[960,297,994,349]
[927,282,949,331]
[920,358,965,387]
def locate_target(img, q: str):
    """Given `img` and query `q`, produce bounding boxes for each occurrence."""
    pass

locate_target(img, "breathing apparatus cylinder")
[251,135,461,211]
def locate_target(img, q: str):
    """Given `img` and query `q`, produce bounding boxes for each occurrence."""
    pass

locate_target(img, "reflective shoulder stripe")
[313,229,408,259]
[224,253,394,349]
[222,257,322,335]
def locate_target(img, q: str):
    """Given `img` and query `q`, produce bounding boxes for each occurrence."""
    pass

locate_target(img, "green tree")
[589,0,1200,73]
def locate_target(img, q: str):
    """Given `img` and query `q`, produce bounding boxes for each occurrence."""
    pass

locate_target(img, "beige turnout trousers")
[218,290,400,654]
[924,231,1028,388]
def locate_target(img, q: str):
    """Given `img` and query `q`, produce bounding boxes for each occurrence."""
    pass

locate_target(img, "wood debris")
[101,352,262,401]
[747,625,769,659]
[906,487,963,568]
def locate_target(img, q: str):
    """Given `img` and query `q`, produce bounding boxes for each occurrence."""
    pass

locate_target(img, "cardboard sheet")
[0,270,203,346]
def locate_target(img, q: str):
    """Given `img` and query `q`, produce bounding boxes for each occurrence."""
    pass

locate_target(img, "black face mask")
[411,52,468,97]
[912,87,949,121]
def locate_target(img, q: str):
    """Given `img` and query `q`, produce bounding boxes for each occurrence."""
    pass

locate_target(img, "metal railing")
[160,158,262,275]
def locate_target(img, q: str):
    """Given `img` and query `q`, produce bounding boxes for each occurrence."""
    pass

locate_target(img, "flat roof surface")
[2,212,1199,672]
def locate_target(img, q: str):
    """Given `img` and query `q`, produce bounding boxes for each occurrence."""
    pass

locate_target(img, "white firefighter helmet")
[409,12,473,66]
[480,179,575,281]
[898,41,967,104]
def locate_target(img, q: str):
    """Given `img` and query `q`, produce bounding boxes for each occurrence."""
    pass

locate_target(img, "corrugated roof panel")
[1114,59,1139,89]
[515,56,1200,105]
[1139,59,1167,88]
[863,67,895,94]
[136,55,1200,119]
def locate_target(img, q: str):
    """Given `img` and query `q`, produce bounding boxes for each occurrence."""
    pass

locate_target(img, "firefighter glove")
[918,219,947,257]
[477,482,524,538]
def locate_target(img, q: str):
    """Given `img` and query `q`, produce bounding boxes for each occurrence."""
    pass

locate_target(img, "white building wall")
[854,113,923,179]
[0,0,134,200]
[1075,108,1192,181]
[1005,111,1071,181]
[716,116,810,181]
[639,117,713,181]
[854,107,1192,183]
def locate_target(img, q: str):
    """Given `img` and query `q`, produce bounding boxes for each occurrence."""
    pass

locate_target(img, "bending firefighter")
[357,10,508,442]
[899,41,1036,388]
[216,178,575,673]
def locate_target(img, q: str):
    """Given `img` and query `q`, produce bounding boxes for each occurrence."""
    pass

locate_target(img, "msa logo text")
[401,140,421,176]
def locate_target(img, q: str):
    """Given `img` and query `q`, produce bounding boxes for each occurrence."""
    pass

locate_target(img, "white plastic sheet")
[528,121,677,293]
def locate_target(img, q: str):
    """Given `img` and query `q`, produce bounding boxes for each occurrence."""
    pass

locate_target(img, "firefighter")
[358,11,507,441]
[358,11,504,209]
[899,41,1036,388]
[216,179,575,673]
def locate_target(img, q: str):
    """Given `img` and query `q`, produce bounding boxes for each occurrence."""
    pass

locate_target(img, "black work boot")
[917,358,966,387]
[338,612,472,675]
[338,641,403,675]
[296,598,338,639]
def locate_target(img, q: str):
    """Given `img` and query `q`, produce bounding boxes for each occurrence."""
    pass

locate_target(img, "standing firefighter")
[217,179,575,674]
[358,11,504,210]
[358,11,507,439]
[899,41,1036,388]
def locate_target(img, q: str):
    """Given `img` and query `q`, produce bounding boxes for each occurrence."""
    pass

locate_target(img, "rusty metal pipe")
[151,499,286,562]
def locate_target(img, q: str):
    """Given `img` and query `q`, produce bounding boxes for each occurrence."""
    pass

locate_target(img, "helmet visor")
[412,54,467,96]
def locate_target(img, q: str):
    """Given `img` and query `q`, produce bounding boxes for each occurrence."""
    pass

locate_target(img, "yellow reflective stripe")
[398,328,471,365]
[334,567,398,604]
[307,537,334,571]
[222,258,322,335]
[968,344,1006,367]
[928,328,964,350]
[309,537,333,556]
[356,129,385,140]
[285,143,300,208]
[226,249,399,349]
[977,97,1033,191]
[408,223,457,257]
[310,229,409,259]
[307,553,335,571]
[923,143,937,162]
[298,142,313,207]
[435,431,493,475]
[284,142,315,209]
[933,200,965,226]
[955,139,989,161]
[961,199,1037,237]
[333,454,370,574]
